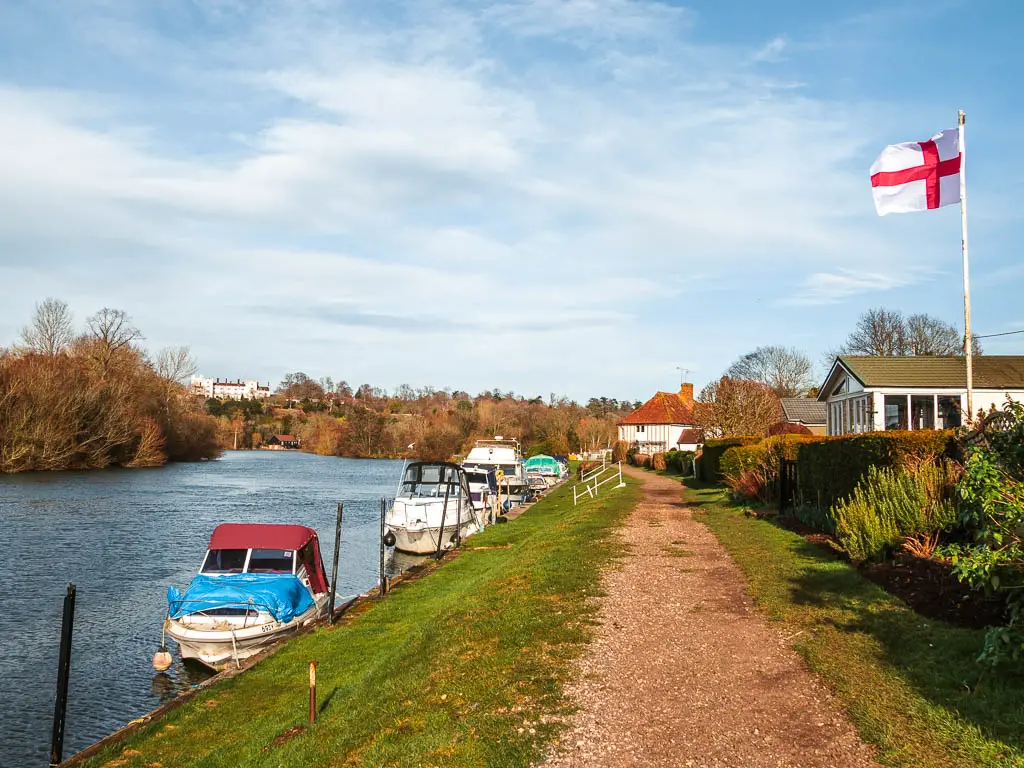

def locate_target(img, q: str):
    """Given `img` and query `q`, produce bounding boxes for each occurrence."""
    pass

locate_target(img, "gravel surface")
[542,468,880,768]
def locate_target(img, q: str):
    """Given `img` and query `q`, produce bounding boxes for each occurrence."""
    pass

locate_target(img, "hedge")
[795,429,956,511]
[697,436,762,483]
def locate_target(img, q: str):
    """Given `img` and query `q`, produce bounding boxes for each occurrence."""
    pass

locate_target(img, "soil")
[860,555,1008,629]
[541,468,880,768]
[773,513,1007,629]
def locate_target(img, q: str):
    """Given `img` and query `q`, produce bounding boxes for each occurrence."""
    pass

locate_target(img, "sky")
[1,0,1021,402]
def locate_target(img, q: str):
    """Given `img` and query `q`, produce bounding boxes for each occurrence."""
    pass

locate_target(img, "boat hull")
[166,598,327,670]
[388,519,479,555]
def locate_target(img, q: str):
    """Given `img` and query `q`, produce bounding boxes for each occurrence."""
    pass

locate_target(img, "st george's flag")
[870,128,961,216]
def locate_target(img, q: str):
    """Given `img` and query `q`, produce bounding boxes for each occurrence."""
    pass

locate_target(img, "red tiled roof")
[676,429,702,444]
[618,391,694,426]
[273,434,298,442]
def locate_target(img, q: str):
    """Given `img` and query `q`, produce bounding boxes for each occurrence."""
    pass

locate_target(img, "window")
[202,548,247,574]
[910,395,935,430]
[938,396,962,428]
[637,425,645,433]
[884,395,908,430]
[247,548,294,573]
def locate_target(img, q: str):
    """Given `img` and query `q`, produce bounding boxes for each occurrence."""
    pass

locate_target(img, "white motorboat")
[462,437,529,506]
[385,462,484,555]
[464,466,499,524]
[165,524,331,669]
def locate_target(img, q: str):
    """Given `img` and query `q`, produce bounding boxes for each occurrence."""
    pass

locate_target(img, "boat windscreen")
[247,548,295,574]
[201,548,247,574]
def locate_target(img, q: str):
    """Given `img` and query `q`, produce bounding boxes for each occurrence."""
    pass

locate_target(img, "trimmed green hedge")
[697,436,761,483]
[796,430,956,511]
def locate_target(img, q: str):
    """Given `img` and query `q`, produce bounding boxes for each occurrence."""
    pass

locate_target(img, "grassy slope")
[684,481,1024,768]
[82,478,642,768]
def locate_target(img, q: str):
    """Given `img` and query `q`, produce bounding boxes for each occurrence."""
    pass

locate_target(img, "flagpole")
[958,109,974,424]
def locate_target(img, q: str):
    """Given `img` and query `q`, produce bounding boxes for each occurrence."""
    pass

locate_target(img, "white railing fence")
[572,461,626,506]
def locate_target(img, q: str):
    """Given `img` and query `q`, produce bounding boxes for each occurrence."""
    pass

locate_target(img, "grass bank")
[78,477,642,768]
[684,481,1024,768]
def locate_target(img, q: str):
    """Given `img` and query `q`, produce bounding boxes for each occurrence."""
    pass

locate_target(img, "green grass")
[685,481,1024,768]
[80,477,642,768]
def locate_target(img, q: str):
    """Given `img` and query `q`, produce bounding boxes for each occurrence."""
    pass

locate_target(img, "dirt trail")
[542,468,879,768]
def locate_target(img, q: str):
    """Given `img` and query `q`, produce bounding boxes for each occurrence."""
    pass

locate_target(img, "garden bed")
[860,555,1007,629]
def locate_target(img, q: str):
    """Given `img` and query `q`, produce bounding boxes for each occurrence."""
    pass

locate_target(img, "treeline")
[208,379,638,462]
[691,308,979,438]
[0,299,219,473]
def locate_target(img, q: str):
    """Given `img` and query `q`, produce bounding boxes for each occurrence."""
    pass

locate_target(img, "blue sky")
[1,0,1020,401]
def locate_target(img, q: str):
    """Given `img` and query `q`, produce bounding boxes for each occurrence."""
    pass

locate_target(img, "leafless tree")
[20,298,74,356]
[694,377,782,437]
[843,308,907,356]
[155,346,197,384]
[87,308,143,353]
[840,308,982,357]
[85,308,144,372]
[724,345,815,398]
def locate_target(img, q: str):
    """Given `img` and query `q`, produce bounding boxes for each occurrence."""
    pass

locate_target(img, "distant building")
[774,398,827,436]
[191,376,272,400]
[265,434,300,450]
[617,384,701,453]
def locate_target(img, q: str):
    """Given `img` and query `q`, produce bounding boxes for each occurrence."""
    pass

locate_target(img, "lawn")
[76,477,641,768]
[684,480,1024,768]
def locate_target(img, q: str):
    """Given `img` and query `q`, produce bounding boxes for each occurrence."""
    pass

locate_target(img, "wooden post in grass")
[308,661,317,724]
[329,503,342,624]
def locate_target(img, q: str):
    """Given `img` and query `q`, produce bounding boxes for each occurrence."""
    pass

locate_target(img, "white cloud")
[0,0,976,398]
[786,268,928,306]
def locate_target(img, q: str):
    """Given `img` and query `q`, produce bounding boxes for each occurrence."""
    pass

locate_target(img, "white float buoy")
[152,646,172,672]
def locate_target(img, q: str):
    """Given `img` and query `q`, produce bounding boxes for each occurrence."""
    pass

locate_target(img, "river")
[0,451,409,767]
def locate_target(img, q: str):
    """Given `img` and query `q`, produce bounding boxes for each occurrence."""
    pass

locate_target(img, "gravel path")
[542,468,880,768]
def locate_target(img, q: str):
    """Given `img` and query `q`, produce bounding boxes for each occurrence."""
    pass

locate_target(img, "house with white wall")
[190,376,272,400]
[617,384,701,452]
[817,356,1024,435]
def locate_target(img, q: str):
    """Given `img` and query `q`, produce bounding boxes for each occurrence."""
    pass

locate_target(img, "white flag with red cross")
[870,128,961,216]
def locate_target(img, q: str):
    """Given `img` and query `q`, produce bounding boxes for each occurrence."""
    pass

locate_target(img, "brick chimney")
[679,383,694,402]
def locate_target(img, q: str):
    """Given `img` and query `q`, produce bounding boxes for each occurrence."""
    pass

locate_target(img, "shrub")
[612,440,628,463]
[797,430,956,511]
[664,449,695,475]
[831,462,958,562]
[697,436,761,483]
[652,452,666,470]
[721,435,823,504]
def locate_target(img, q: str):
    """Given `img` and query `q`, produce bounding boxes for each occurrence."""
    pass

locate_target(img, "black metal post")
[435,472,452,560]
[379,496,387,596]
[329,503,342,623]
[778,456,786,515]
[50,583,76,767]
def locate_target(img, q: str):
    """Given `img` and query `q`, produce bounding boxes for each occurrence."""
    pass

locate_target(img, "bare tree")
[843,308,907,356]
[20,298,74,356]
[85,308,144,372]
[724,345,815,398]
[840,307,982,357]
[694,377,781,437]
[155,346,197,384]
[87,308,143,352]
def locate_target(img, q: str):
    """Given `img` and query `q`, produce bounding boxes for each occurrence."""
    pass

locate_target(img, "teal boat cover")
[167,573,315,623]
[524,454,562,475]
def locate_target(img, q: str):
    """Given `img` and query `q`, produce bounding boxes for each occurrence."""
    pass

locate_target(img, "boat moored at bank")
[164,524,331,669]
[385,462,484,554]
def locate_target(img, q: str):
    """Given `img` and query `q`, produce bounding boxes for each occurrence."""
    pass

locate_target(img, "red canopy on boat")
[207,523,330,594]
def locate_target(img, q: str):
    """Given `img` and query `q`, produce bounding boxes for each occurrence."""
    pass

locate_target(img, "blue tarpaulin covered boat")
[168,573,315,624]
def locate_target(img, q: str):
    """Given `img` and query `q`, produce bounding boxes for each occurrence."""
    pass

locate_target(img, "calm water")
[0,451,408,767]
